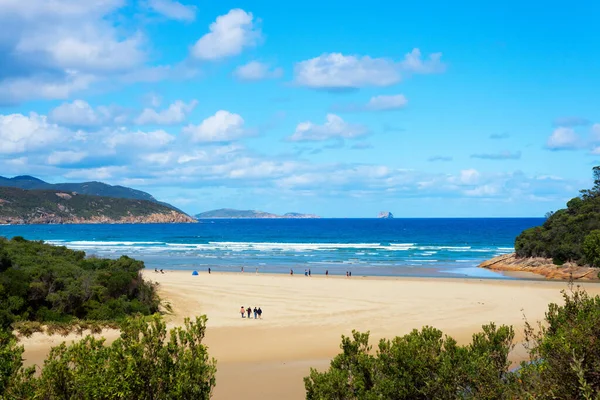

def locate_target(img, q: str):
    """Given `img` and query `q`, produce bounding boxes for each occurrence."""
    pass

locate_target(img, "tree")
[580,166,600,199]
[583,230,600,267]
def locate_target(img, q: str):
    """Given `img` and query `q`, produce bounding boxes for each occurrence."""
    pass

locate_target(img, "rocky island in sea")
[378,211,394,219]
[195,208,320,219]
[479,166,600,280]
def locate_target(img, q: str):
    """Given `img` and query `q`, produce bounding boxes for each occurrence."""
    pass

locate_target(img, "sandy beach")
[19,271,600,399]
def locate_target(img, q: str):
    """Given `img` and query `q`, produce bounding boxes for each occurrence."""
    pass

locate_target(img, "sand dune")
[20,271,600,400]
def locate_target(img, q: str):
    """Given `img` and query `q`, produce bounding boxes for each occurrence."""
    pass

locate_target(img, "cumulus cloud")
[233,61,283,81]
[135,100,198,125]
[191,9,261,60]
[400,48,445,74]
[0,72,96,104]
[0,113,68,154]
[49,99,128,127]
[294,48,444,90]
[104,129,175,149]
[546,127,580,150]
[288,114,368,142]
[470,151,521,160]
[147,0,196,21]
[47,150,88,166]
[183,110,248,142]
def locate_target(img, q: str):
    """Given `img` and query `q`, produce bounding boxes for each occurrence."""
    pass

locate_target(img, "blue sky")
[1,0,599,217]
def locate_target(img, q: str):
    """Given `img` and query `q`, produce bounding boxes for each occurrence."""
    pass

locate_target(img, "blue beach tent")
[192,270,199,276]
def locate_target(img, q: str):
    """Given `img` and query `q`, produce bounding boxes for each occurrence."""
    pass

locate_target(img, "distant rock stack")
[378,211,394,219]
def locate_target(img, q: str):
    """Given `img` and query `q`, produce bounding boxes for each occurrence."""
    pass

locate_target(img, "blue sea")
[0,218,542,279]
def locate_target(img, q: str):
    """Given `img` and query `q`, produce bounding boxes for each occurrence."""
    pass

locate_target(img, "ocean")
[0,218,542,279]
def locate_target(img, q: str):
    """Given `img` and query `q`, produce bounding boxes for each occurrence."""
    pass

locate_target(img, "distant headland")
[195,208,320,219]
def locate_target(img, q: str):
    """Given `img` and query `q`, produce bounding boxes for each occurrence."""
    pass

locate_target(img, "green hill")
[0,187,195,224]
[0,175,180,212]
[515,166,600,266]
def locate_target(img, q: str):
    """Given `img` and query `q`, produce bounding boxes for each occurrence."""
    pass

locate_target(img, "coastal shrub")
[0,236,160,330]
[305,324,515,399]
[515,166,600,266]
[516,285,600,399]
[0,315,216,400]
[306,287,600,399]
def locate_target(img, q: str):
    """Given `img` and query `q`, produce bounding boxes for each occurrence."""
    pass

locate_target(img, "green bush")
[306,286,600,399]
[1,315,216,399]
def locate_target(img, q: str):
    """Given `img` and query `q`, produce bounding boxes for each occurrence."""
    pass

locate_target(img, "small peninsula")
[479,166,600,280]
[195,208,320,219]
[0,187,195,224]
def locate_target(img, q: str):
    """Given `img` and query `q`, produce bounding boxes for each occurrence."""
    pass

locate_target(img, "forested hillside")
[0,236,159,330]
[515,166,600,266]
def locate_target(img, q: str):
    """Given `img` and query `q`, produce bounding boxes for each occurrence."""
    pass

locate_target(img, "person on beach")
[253,307,258,319]
[308,269,311,277]
[257,307,262,319]
[325,270,329,277]
[208,267,211,274]
[240,306,245,318]
[155,268,158,273]
[241,266,244,273]
[305,269,308,276]
[349,271,352,277]
[290,269,293,276]
[246,306,252,319]
[160,269,164,274]
[345,271,348,277]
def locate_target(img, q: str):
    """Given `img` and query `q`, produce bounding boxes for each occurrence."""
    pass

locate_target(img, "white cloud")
[547,127,579,150]
[365,94,408,111]
[457,169,480,185]
[233,61,283,81]
[294,53,400,89]
[0,72,96,104]
[289,114,368,142]
[147,0,196,21]
[50,100,100,126]
[183,110,247,142]
[401,48,445,74]
[47,150,87,165]
[104,129,175,149]
[49,100,127,127]
[64,166,129,181]
[191,9,261,60]
[135,100,198,125]
[294,49,444,90]
[0,113,68,154]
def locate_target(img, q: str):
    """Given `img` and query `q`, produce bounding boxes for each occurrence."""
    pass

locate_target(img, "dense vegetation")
[1,315,216,399]
[305,285,600,399]
[0,236,159,330]
[0,187,190,223]
[515,166,600,266]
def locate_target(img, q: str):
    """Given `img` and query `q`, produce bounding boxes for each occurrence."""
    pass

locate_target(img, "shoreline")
[148,267,549,282]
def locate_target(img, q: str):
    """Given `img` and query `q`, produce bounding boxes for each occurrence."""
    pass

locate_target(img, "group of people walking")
[240,306,262,319]
[288,268,352,277]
